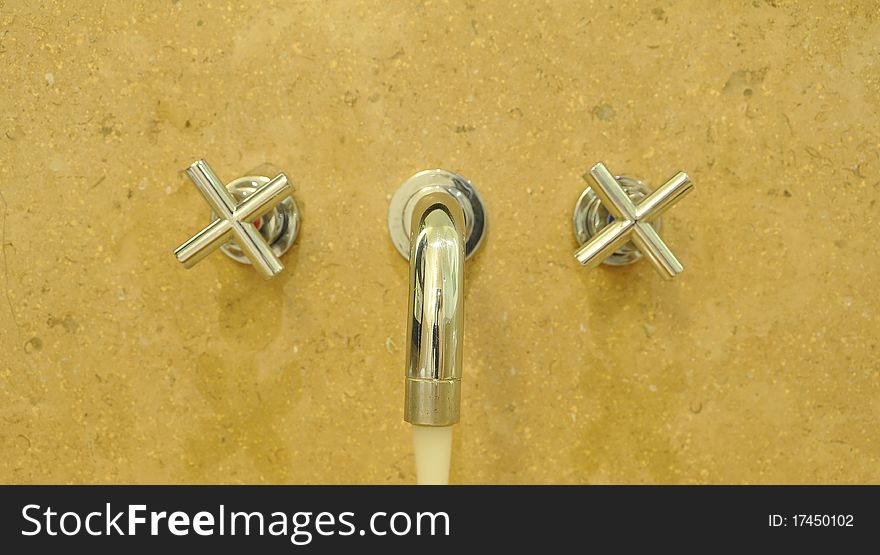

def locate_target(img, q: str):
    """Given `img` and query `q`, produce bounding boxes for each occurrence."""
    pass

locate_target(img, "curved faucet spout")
[405,192,466,426]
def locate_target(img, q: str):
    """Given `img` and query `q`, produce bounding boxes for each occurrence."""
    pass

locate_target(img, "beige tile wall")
[0,0,877,483]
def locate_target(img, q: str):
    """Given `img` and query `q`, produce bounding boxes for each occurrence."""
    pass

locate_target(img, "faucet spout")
[404,192,466,426]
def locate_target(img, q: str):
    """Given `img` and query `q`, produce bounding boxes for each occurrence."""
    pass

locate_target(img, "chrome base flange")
[572,175,662,266]
[211,175,300,265]
[388,169,487,260]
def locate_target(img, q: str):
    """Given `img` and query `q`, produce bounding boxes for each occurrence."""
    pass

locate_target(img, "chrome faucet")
[572,162,693,279]
[388,170,487,426]
[173,160,300,279]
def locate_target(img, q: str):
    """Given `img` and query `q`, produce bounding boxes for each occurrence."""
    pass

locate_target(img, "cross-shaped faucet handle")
[573,162,694,280]
[173,160,297,279]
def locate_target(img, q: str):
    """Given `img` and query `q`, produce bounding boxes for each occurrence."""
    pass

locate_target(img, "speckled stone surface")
[0,0,878,484]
